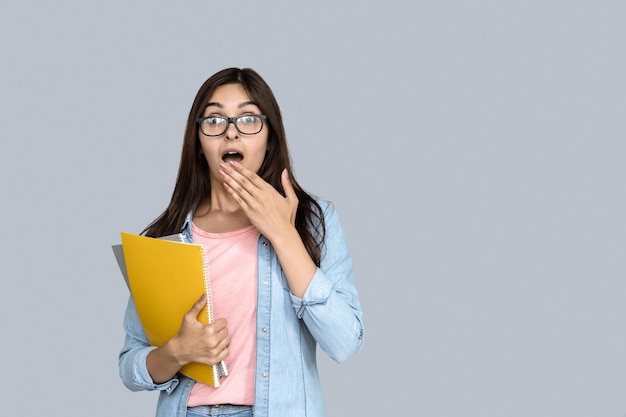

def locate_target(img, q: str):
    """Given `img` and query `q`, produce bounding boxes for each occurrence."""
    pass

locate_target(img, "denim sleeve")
[118,296,180,394]
[290,201,365,363]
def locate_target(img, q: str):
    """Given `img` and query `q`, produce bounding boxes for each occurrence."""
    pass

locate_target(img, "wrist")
[266,223,299,247]
[162,335,189,367]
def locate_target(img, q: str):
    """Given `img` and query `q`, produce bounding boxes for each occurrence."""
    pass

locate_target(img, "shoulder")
[310,196,337,220]
[313,196,332,212]
[311,197,346,233]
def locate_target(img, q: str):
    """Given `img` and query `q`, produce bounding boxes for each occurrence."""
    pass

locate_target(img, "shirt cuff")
[290,268,333,318]
[133,346,180,393]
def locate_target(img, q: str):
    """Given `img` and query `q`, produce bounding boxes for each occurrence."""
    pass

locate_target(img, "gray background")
[1,1,625,416]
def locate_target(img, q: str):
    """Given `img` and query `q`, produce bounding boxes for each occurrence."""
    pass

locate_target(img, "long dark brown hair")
[143,67,325,266]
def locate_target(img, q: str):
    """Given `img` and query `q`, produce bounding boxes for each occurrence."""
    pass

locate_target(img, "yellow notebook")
[117,232,228,387]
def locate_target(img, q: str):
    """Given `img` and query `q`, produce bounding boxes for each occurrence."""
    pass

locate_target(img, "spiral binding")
[198,243,229,380]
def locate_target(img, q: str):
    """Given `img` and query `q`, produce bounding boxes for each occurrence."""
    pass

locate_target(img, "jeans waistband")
[187,404,253,416]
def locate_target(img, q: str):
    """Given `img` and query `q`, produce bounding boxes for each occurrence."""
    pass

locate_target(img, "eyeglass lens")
[201,115,263,136]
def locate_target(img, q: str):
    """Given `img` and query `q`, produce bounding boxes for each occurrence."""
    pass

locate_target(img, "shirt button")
[261,327,267,333]
[261,372,268,378]
[262,240,268,247]
[263,279,269,285]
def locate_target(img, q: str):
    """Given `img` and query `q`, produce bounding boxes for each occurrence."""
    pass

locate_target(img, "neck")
[192,180,251,233]
[209,185,240,213]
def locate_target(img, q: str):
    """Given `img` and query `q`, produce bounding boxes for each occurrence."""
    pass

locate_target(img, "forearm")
[298,285,364,362]
[287,201,364,361]
[119,297,181,391]
[269,226,317,298]
[145,338,185,384]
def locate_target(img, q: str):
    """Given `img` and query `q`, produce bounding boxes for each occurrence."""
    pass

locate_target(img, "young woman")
[119,67,364,417]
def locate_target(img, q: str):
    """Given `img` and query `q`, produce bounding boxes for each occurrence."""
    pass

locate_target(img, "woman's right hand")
[146,294,229,384]
[171,293,230,367]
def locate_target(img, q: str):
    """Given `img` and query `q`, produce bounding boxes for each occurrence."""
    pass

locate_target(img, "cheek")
[246,147,269,173]
[198,139,214,157]
[198,142,220,169]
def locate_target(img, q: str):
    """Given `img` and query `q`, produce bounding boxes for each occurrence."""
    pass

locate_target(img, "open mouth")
[222,151,243,164]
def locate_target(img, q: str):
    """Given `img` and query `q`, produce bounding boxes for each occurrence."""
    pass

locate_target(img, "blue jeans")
[187,404,253,417]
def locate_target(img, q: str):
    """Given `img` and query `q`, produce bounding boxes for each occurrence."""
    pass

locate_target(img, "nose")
[225,121,239,140]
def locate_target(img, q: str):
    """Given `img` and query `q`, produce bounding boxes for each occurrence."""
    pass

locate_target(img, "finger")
[223,181,251,210]
[200,337,230,366]
[210,318,228,332]
[220,168,257,204]
[204,320,230,352]
[220,346,230,361]
[227,160,259,181]
[222,161,265,193]
[208,345,230,365]
[211,331,230,350]
[281,168,297,200]
[188,293,207,314]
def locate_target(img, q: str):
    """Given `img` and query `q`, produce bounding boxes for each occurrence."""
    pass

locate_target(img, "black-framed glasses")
[197,114,267,137]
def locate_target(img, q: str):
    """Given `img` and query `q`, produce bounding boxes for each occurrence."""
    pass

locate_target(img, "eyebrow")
[205,100,259,109]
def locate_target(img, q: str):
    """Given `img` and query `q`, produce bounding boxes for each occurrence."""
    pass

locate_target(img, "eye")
[205,116,225,126]
[238,115,257,125]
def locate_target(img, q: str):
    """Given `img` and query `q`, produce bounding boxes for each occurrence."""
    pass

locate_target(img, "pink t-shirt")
[187,222,260,406]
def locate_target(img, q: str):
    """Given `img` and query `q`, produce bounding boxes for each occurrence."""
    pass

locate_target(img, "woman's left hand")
[219,161,298,240]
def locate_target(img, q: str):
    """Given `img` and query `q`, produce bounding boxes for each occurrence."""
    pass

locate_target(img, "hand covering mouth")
[222,151,243,163]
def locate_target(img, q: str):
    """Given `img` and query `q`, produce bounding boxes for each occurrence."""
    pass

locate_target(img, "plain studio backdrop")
[1,1,624,416]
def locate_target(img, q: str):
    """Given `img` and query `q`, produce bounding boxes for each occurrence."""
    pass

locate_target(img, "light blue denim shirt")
[119,199,364,417]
